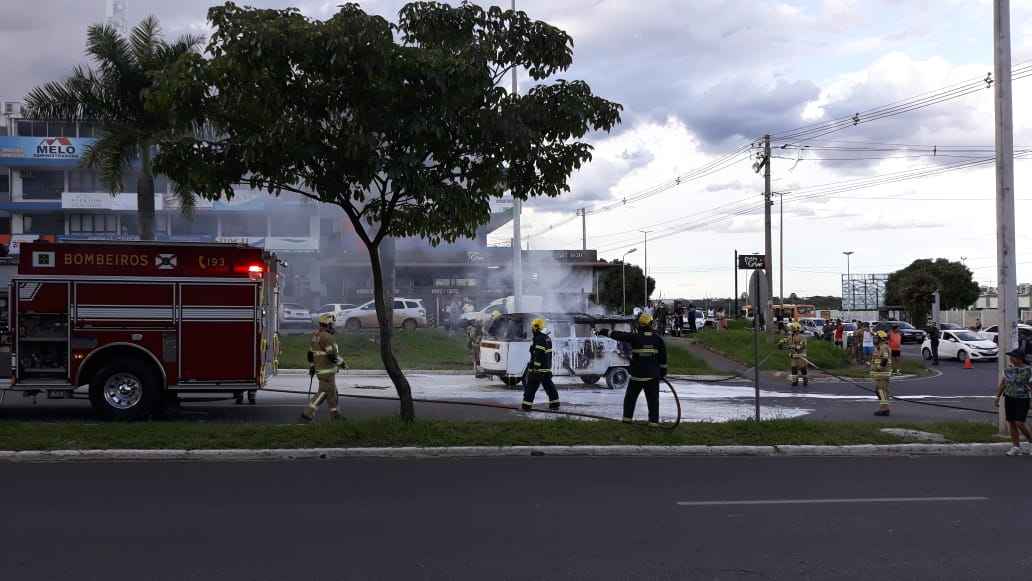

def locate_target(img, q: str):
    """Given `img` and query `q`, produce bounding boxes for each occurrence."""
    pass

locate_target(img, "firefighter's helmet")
[790,322,801,333]
[531,318,546,332]
[318,313,335,326]
[876,330,888,339]
[490,310,501,320]
[638,313,654,327]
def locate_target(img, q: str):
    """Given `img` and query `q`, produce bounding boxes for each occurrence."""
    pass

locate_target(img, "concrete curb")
[0,443,1013,463]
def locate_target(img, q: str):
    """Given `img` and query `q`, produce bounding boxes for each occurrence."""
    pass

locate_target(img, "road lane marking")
[677,496,988,506]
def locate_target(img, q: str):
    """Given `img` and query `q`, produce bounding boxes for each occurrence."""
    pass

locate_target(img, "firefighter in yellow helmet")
[301,313,347,421]
[522,318,560,411]
[871,330,893,416]
[787,322,808,387]
[609,313,668,426]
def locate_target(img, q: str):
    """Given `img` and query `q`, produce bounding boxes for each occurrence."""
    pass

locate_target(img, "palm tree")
[22,17,202,240]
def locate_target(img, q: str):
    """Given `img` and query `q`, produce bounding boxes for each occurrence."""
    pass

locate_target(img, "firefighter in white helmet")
[786,322,808,387]
[301,313,346,421]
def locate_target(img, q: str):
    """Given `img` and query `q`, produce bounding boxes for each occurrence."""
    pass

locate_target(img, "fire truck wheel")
[604,367,630,391]
[580,374,601,385]
[344,318,361,331]
[89,361,161,421]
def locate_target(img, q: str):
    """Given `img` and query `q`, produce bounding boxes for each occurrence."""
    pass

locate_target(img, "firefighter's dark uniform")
[610,329,667,425]
[302,329,341,420]
[522,330,560,410]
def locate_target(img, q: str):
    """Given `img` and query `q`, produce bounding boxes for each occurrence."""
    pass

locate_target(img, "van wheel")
[502,377,522,389]
[344,318,361,331]
[605,367,630,391]
[89,360,160,421]
[402,318,418,331]
[580,374,601,385]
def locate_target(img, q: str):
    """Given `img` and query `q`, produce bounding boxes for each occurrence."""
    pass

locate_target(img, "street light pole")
[779,192,784,310]
[843,251,854,320]
[621,248,637,315]
[640,230,651,309]
[510,0,523,313]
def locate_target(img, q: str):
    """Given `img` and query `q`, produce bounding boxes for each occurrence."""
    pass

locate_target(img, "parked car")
[313,303,357,325]
[840,322,858,349]
[279,302,312,325]
[872,321,926,344]
[921,330,999,362]
[338,298,428,330]
[978,323,1032,345]
[798,317,825,338]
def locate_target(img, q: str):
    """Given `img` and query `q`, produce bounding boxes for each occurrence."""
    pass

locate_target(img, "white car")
[978,323,1032,345]
[279,302,312,325]
[921,330,999,362]
[798,317,825,337]
[338,298,428,331]
[313,303,357,325]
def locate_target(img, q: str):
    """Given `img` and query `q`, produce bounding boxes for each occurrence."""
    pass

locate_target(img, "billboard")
[842,273,889,311]
[62,192,164,211]
[0,136,97,167]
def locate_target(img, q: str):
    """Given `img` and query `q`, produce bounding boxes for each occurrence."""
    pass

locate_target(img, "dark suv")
[873,321,926,344]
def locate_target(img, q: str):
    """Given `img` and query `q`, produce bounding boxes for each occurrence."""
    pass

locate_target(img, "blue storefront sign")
[0,136,96,167]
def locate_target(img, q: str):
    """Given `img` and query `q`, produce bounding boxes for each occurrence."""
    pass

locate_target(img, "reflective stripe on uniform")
[534,345,550,351]
[631,376,655,382]
[316,367,337,376]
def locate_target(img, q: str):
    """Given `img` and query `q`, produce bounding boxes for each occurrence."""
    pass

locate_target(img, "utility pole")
[779,191,784,311]
[578,207,587,251]
[755,134,774,330]
[733,250,739,319]
[843,251,854,320]
[640,230,651,309]
[510,0,523,312]
[995,0,1019,431]
[621,248,637,315]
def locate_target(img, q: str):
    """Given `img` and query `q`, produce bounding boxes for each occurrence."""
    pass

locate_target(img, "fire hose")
[801,357,996,415]
[263,377,683,431]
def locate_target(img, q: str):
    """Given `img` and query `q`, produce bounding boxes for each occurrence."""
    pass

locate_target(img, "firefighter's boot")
[521,402,533,412]
[549,400,561,411]
[802,376,808,387]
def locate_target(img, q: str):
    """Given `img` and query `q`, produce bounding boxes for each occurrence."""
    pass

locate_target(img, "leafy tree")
[595,261,655,315]
[885,259,979,326]
[151,2,622,420]
[22,17,202,239]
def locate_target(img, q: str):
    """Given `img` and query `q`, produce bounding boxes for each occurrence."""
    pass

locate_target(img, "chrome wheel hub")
[103,373,143,410]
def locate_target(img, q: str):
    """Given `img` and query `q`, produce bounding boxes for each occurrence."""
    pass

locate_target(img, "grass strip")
[0,418,997,451]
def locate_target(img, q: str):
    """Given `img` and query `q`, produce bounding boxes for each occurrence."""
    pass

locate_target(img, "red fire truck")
[5,240,280,419]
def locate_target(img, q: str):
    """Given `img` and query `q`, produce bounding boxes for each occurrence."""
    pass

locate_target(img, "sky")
[3,0,1032,299]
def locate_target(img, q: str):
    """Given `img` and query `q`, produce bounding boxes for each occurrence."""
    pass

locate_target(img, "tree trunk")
[138,145,156,241]
[366,239,415,421]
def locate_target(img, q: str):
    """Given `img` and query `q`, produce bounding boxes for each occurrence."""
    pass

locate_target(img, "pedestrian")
[467,319,485,378]
[888,323,904,375]
[851,324,865,365]
[687,303,697,334]
[717,307,728,330]
[871,331,893,416]
[974,318,983,333]
[521,318,560,411]
[673,305,684,336]
[301,313,346,422]
[655,302,668,335]
[833,320,844,349]
[928,322,941,366]
[994,348,1032,456]
[861,323,875,364]
[786,322,808,387]
[610,313,667,426]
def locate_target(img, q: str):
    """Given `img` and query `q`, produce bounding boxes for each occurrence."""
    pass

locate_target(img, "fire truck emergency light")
[246,263,264,281]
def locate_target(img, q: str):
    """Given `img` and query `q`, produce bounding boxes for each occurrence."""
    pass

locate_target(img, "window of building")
[171,213,217,236]
[153,174,169,194]
[22,214,64,235]
[21,170,65,200]
[0,170,9,195]
[69,213,117,234]
[68,169,103,193]
[51,122,76,137]
[454,278,478,287]
[269,213,310,236]
[434,278,452,287]
[78,123,97,138]
[0,217,11,235]
[220,213,267,237]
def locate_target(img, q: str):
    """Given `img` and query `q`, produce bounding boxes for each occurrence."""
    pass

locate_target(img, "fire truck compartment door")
[179,283,258,382]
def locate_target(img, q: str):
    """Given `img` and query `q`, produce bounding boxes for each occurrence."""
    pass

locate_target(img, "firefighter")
[787,322,808,387]
[610,313,667,426]
[871,330,893,416]
[522,318,560,411]
[467,317,486,378]
[301,313,346,422]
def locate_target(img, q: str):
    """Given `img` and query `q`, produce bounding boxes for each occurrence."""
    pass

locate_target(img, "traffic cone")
[963,357,974,370]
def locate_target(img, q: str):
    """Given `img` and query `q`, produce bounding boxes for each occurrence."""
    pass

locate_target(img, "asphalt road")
[3,456,1030,581]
